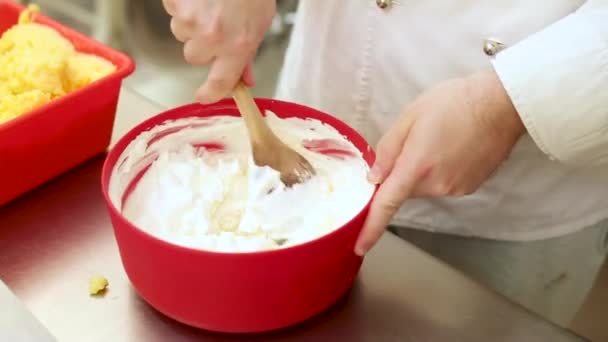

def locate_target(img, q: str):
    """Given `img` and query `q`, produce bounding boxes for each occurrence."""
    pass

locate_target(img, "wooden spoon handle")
[232,81,270,143]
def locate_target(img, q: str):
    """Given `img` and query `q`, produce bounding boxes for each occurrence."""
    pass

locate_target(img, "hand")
[162,0,276,103]
[354,70,525,256]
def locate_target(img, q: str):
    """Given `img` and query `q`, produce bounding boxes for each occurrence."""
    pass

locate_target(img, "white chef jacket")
[275,0,608,241]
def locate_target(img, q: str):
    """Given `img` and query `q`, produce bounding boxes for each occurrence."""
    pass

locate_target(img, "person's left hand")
[354,69,525,256]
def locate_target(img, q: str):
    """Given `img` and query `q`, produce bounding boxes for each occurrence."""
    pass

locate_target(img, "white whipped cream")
[109,112,374,252]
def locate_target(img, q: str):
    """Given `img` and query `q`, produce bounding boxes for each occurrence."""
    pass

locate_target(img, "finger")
[183,38,215,65]
[170,17,194,42]
[355,150,418,256]
[242,62,256,87]
[174,0,196,24]
[162,0,177,16]
[368,113,416,184]
[196,55,249,104]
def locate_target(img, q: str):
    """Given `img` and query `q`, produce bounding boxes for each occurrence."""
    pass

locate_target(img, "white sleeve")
[491,0,608,165]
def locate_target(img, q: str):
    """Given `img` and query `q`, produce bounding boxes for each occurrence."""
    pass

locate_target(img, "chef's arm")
[491,0,608,165]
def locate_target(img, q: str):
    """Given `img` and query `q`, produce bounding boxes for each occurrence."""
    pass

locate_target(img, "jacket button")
[483,38,506,56]
[376,0,392,10]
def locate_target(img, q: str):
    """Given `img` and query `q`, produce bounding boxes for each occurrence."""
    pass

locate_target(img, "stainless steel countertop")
[0,87,588,342]
[0,281,56,342]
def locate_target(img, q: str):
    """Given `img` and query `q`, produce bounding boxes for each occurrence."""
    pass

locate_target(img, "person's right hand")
[162,0,276,103]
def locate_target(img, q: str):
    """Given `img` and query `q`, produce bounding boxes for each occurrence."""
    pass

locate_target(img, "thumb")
[368,113,416,184]
[356,151,418,256]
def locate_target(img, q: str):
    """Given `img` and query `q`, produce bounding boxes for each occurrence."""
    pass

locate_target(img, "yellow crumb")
[89,275,109,295]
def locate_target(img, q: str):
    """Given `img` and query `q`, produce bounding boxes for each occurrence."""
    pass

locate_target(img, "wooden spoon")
[232,81,315,186]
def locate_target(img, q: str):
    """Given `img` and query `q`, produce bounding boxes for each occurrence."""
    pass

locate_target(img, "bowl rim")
[101,98,378,257]
[0,1,136,131]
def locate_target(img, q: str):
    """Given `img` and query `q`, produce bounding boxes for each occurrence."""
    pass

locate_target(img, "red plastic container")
[0,1,134,205]
[101,99,377,333]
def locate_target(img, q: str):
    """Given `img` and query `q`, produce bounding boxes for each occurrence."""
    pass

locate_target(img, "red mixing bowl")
[101,98,376,333]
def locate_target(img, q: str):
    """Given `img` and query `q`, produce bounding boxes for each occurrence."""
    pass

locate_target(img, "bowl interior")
[101,98,377,255]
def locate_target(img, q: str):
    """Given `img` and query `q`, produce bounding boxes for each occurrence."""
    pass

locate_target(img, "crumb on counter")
[89,275,109,296]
